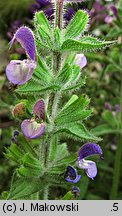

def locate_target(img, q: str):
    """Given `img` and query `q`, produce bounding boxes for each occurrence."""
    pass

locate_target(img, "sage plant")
[5,0,114,200]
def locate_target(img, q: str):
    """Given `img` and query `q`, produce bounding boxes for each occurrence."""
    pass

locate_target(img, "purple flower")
[10,26,36,61]
[72,186,80,197]
[75,54,87,69]
[30,0,53,18]
[77,143,102,179]
[6,26,36,85]
[21,120,46,139]
[6,60,36,85]
[105,16,114,24]
[115,104,120,112]
[33,99,45,120]
[65,165,81,183]
[110,6,118,17]
[64,7,74,23]
[104,102,112,111]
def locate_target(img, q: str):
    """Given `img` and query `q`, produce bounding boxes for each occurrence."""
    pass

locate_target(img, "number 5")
[113,203,118,211]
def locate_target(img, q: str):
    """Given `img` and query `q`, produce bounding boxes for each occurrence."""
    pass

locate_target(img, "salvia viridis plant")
[5,0,115,200]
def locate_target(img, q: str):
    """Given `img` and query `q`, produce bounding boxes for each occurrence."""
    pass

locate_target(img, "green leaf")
[54,27,61,50]
[48,153,77,175]
[17,135,37,158]
[34,11,52,49]
[65,10,89,39]
[15,78,60,94]
[21,153,43,170]
[63,76,86,91]
[5,144,24,163]
[56,123,101,142]
[18,166,42,177]
[56,153,77,166]
[57,63,72,85]
[49,138,69,162]
[8,175,47,200]
[64,53,76,65]
[62,95,78,110]
[63,191,74,200]
[91,124,121,136]
[70,64,81,82]
[54,143,69,161]
[61,37,115,53]
[34,55,53,85]
[55,95,91,125]
[34,11,51,33]
[102,111,118,128]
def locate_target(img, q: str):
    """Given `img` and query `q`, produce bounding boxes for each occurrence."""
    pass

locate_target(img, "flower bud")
[12,102,26,118]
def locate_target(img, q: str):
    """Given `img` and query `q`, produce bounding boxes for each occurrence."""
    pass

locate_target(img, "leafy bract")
[55,123,101,142]
[62,37,115,52]
[64,10,89,39]
[55,95,91,125]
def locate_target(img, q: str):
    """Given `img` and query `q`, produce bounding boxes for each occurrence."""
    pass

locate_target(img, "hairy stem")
[55,0,64,29]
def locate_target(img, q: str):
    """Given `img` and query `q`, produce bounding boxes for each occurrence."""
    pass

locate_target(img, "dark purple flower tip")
[104,102,112,111]
[110,6,118,17]
[78,143,102,161]
[77,159,97,179]
[33,99,45,120]
[10,26,36,61]
[36,0,50,6]
[44,8,53,17]
[72,186,80,194]
[115,104,120,112]
[64,7,74,22]
[72,186,80,197]
[6,59,36,85]
[75,54,87,69]
[65,165,81,183]
[21,119,46,139]
[93,2,105,13]
[13,130,19,137]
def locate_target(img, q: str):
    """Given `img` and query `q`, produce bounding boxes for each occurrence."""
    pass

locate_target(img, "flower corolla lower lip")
[6,60,36,85]
[21,119,46,139]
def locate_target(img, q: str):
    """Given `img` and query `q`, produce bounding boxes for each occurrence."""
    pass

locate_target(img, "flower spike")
[77,143,102,179]
[10,26,36,61]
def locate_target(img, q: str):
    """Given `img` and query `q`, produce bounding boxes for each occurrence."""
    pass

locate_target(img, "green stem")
[110,134,122,199]
[110,81,122,199]
[51,91,61,121]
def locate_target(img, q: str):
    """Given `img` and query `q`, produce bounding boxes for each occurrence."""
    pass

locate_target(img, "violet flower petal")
[10,26,36,61]
[105,16,114,24]
[6,60,36,85]
[21,120,46,139]
[104,102,112,111]
[75,54,87,69]
[65,165,81,183]
[78,143,102,161]
[33,99,45,120]
[66,175,81,183]
[110,6,118,17]
[115,104,120,112]
[78,159,97,180]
